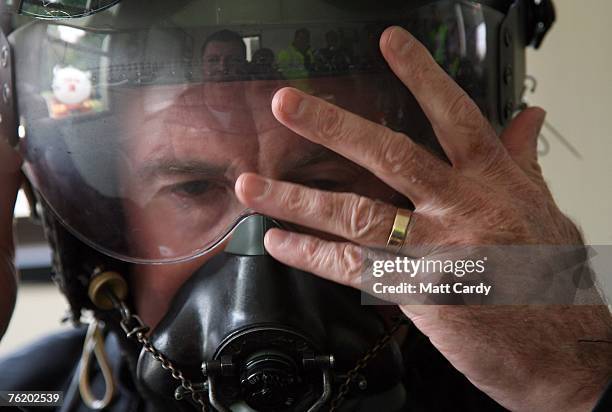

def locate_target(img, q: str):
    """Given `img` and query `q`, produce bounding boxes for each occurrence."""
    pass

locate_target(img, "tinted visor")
[11,0,505,263]
[17,0,122,19]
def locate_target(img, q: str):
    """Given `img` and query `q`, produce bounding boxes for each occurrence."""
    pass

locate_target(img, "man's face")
[202,40,246,81]
[119,77,400,326]
[326,31,339,49]
[294,31,311,53]
[201,39,248,111]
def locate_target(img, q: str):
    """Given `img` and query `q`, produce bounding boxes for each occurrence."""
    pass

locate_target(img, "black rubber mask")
[136,215,406,411]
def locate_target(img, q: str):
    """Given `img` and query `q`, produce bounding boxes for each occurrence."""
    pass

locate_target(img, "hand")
[0,137,22,340]
[235,26,612,411]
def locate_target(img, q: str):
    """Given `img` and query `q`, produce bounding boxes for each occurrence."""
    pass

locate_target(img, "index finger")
[271,87,455,206]
[380,26,501,168]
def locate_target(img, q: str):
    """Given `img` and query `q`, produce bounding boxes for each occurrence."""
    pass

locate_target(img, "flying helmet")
[0,1,556,410]
[1,0,554,265]
[0,0,557,343]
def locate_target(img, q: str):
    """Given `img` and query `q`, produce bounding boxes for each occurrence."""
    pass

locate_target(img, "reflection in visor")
[18,0,122,19]
[11,0,505,263]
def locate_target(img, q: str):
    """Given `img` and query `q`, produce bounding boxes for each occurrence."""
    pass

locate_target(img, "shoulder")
[0,327,86,391]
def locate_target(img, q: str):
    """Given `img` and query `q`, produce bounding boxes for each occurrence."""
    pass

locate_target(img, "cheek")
[131,258,204,289]
[129,249,223,328]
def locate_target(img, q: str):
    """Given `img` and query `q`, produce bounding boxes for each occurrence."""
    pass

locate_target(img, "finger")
[264,228,453,306]
[379,26,500,168]
[499,107,550,188]
[264,228,365,289]
[236,172,396,248]
[236,172,440,253]
[271,87,455,206]
[500,107,546,168]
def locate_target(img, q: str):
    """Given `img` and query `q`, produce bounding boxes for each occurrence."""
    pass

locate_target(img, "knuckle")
[473,144,512,176]
[337,244,364,285]
[375,132,416,176]
[443,91,483,134]
[281,185,308,214]
[317,191,336,221]
[300,236,320,260]
[346,195,376,241]
[466,136,499,164]
[401,212,430,248]
[316,105,346,142]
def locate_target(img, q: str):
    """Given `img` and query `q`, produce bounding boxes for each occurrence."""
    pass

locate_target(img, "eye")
[228,57,244,64]
[171,180,213,197]
[205,56,221,64]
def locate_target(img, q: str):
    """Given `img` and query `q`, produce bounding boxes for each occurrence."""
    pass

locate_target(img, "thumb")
[500,106,546,169]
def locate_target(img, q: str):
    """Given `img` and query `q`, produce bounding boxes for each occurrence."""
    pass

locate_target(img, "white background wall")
[1,0,611,356]
[528,0,611,243]
[526,0,612,299]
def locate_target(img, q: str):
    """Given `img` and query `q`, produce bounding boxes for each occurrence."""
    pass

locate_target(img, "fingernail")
[265,229,291,249]
[241,174,270,200]
[388,27,412,55]
[277,89,304,116]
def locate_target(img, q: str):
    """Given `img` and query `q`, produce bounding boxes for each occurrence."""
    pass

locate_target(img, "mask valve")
[200,349,334,412]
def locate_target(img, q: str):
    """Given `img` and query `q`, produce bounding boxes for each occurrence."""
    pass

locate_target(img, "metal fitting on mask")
[88,270,128,310]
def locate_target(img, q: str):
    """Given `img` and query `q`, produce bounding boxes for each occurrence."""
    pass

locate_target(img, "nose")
[221,58,232,75]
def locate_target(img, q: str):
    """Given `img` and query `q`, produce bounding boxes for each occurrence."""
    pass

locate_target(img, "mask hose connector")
[88,270,128,311]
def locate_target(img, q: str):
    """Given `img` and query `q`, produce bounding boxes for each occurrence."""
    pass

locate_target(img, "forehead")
[203,40,244,56]
[121,76,383,168]
[122,89,310,176]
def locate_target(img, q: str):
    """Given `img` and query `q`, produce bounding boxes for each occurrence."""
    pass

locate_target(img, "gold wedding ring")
[386,208,412,251]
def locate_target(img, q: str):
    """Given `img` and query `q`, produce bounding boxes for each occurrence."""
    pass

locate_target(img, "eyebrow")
[137,158,228,183]
[136,146,352,183]
[283,146,349,172]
